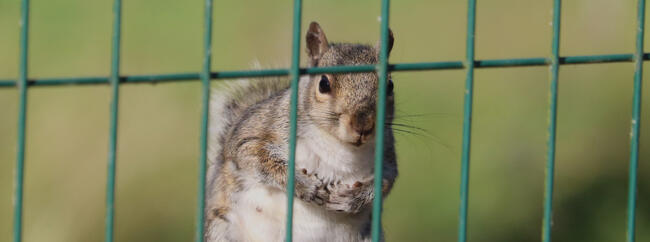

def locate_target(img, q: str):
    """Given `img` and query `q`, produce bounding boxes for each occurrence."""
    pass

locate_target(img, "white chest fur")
[227,126,375,242]
[230,185,370,242]
[295,125,376,183]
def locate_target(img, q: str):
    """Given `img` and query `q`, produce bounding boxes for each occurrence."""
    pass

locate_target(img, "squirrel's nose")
[355,125,374,137]
[350,116,375,137]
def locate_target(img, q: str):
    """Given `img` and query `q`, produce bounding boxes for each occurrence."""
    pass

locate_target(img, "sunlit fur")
[204,22,397,242]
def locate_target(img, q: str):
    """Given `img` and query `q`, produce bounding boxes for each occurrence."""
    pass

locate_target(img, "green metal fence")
[2,0,644,242]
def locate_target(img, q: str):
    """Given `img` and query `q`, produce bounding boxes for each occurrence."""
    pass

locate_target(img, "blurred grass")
[1,0,649,241]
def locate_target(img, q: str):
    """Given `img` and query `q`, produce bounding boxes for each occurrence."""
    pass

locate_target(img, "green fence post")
[13,0,30,241]
[104,0,122,241]
[458,0,476,241]
[542,1,562,241]
[371,0,391,241]
[196,0,214,241]
[285,0,303,241]
[627,1,645,242]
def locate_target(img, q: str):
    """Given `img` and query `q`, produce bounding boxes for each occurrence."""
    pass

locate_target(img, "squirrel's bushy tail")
[206,77,289,203]
[207,77,290,166]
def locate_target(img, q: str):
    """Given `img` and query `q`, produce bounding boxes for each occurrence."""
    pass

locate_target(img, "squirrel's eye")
[387,79,394,96]
[319,75,331,93]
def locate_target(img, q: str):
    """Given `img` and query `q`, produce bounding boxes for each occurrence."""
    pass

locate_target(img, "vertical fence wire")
[371,0,391,241]
[627,0,645,241]
[458,0,476,241]
[542,1,562,242]
[196,0,213,241]
[104,0,122,241]
[285,0,303,241]
[13,0,30,241]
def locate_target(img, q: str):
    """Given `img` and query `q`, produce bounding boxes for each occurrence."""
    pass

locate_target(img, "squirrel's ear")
[306,21,329,66]
[375,29,395,57]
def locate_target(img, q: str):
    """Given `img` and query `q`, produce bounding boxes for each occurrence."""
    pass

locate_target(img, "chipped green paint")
[627,1,645,242]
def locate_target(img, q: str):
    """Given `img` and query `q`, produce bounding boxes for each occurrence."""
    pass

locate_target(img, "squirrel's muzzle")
[349,112,375,140]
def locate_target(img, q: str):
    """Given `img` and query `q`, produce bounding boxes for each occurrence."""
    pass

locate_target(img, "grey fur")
[205,22,397,242]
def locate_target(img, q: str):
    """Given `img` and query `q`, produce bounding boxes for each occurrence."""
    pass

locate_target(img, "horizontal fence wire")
[6,54,650,87]
[12,0,30,241]
[627,0,645,241]
[542,0,561,241]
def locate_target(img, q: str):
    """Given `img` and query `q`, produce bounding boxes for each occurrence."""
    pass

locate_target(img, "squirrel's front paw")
[324,178,375,214]
[295,169,328,205]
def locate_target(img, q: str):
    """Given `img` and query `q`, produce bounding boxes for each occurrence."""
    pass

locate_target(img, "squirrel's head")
[303,21,395,148]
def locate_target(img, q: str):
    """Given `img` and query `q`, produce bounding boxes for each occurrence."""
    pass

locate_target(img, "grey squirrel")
[204,21,398,242]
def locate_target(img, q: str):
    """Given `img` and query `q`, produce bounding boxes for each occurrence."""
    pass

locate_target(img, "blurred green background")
[1,0,649,241]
